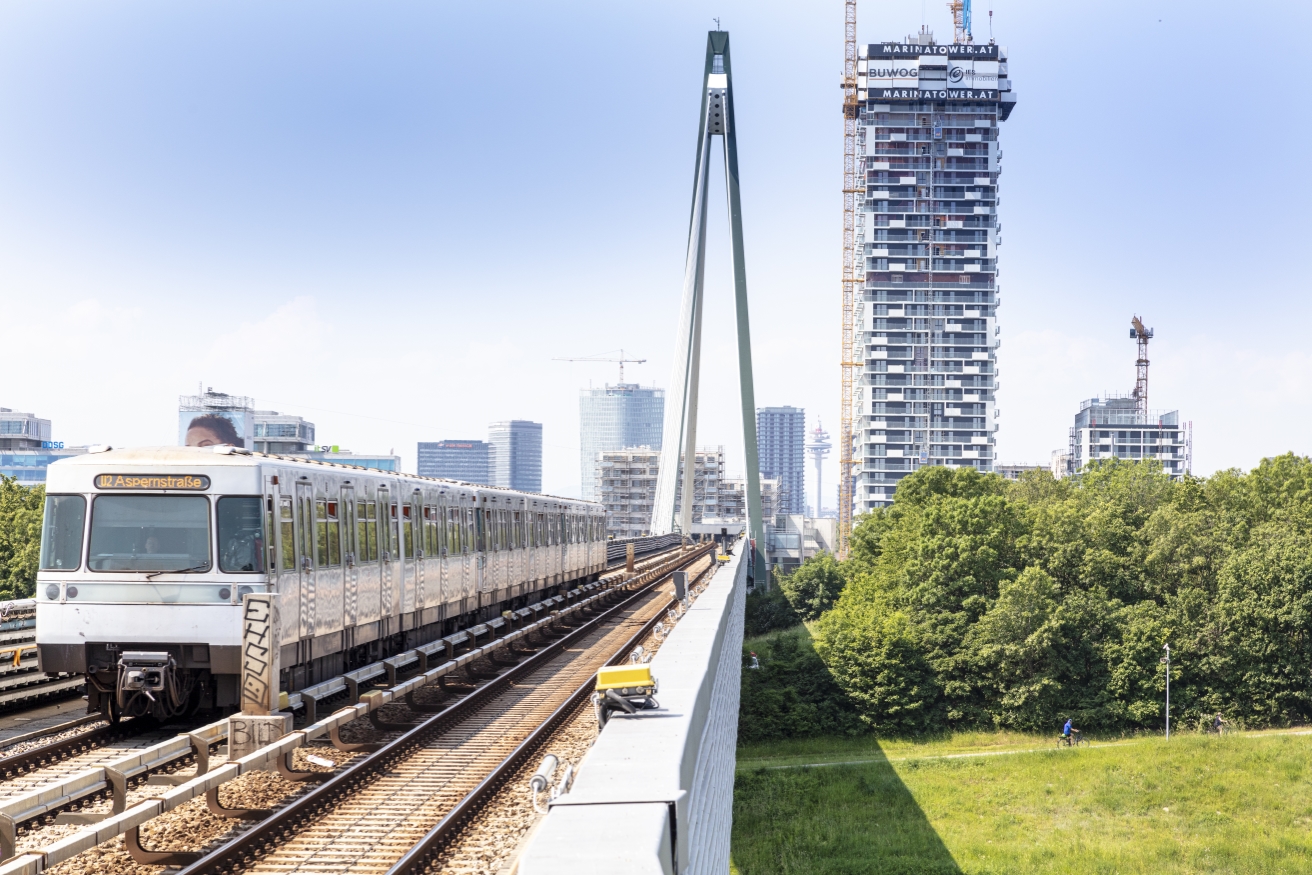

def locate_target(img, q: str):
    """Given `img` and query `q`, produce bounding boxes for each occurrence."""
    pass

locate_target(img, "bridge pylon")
[650,29,767,584]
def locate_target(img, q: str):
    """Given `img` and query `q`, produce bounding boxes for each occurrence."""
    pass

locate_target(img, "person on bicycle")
[1062,718,1081,745]
[1212,712,1226,733]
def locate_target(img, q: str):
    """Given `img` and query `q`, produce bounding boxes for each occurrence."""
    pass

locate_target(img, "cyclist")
[1061,718,1081,746]
[1211,712,1226,733]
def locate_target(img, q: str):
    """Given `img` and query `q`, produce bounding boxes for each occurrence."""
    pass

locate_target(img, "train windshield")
[39,495,86,571]
[88,496,211,573]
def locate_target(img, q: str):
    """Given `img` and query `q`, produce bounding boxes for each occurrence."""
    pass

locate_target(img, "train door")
[485,508,498,598]
[378,486,394,622]
[463,505,477,601]
[402,491,421,615]
[295,480,316,640]
[341,485,358,629]
[273,488,300,645]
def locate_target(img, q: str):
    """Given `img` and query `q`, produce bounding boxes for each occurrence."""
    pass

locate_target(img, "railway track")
[398,552,717,875]
[169,544,712,875]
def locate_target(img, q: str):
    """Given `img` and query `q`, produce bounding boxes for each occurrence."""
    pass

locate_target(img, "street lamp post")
[1160,643,1171,740]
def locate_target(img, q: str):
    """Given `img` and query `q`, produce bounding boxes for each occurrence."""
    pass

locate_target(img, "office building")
[253,411,315,454]
[854,27,1017,510]
[596,447,724,539]
[489,420,542,493]
[767,516,838,576]
[296,449,400,473]
[579,384,664,501]
[756,407,805,515]
[0,408,86,484]
[417,440,490,484]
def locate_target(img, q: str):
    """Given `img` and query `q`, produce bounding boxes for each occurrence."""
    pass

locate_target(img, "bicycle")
[1056,733,1089,749]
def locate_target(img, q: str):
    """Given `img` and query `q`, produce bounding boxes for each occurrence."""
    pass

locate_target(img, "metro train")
[34,446,608,720]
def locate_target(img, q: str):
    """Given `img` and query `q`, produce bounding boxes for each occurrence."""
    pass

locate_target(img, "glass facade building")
[253,411,315,454]
[0,408,86,483]
[756,407,805,514]
[416,440,490,484]
[855,34,1016,510]
[579,384,664,501]
[489,420,542,493]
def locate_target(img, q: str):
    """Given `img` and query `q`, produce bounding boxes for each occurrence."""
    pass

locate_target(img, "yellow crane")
[838,0,860,559]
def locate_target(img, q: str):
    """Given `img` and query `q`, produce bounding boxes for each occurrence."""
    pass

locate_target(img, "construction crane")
[1130,317,1153,416]
[837,0,860,560]
[949,0,973,44]
[553,349,647,384]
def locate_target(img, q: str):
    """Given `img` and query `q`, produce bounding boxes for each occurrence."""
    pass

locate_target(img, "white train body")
[35,447,606,714]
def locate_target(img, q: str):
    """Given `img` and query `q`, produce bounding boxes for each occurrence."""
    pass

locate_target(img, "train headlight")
[44,585,59,600]
[66,587,78,599]
[218,588,231,600]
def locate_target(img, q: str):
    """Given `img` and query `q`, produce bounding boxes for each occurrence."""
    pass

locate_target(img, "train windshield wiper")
[144,564,210,580]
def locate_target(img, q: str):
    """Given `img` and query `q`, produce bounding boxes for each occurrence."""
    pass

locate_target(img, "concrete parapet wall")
[519,541,747,875]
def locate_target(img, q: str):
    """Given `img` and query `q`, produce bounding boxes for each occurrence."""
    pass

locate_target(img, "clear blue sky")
[1,0,1308,502]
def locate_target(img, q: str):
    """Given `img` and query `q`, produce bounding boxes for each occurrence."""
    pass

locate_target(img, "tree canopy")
[0,477,44,600]
[808,456,1312,734]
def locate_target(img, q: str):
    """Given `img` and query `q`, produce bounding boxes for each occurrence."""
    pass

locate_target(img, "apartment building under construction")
[853,29,1016,511]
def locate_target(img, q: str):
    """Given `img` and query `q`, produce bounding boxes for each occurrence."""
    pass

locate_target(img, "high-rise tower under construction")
[853,26,1016,510]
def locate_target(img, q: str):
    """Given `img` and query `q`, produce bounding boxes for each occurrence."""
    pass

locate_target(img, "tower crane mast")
[838,0,860,559]
[1130,317,1153,416]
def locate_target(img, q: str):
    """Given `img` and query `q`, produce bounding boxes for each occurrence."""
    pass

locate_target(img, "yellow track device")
[596,665,657,693]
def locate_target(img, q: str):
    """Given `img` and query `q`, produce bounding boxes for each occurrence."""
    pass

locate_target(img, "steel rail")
[175,544,712,875]
[385,556,715,875]
[0,719,145,782]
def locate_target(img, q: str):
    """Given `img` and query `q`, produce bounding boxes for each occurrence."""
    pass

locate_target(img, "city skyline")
[1,1,1308,503]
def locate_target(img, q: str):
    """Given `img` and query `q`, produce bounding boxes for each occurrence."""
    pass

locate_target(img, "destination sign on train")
[94,474,211,490]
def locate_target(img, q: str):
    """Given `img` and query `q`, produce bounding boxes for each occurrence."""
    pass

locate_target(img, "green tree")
[0,477,44,599]
[778,552,845,621]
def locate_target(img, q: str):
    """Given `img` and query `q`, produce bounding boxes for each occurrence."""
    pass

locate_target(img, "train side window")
[388,502,399,559]
[339,491,356,565]
[265,497,276,570]
[217,497,263,573]
[279,499,295,571]
[356,500,377,563]
[325,501,341,567]
[402,504,414,559]
[485,510,495,551]
[315,501,329,567]
[38,494,85,571]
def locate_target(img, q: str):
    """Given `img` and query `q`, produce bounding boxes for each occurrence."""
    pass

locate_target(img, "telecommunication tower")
[806,421,832,518]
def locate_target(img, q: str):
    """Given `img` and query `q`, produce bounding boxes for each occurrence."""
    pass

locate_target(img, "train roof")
[51,447,599,508]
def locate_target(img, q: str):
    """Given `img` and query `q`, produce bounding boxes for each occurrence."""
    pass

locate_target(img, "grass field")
[731,730,1312,874]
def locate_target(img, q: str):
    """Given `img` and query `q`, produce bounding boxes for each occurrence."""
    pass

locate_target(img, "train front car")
[37,446,612,722]
[36,447,263,720]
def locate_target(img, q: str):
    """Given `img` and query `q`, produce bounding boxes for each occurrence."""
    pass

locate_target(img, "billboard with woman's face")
[179,411,250,448]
